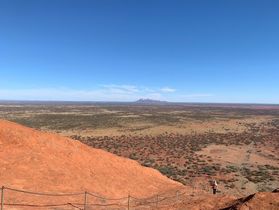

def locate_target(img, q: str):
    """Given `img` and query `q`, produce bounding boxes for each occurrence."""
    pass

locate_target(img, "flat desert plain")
[1,102,278,196]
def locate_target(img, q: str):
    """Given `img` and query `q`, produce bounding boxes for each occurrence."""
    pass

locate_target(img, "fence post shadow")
[84,191,87,210]
[1,186,4,210]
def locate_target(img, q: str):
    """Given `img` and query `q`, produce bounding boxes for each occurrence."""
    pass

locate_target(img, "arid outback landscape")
[0,101,279,209]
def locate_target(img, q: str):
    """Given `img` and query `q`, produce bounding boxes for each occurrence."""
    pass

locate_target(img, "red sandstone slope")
[1,120,278,210]
[220,191,279,210]
[0,120,183,199]
[159,191,279,210]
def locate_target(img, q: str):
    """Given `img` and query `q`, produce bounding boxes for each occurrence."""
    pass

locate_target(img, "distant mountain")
[135,98,169,104]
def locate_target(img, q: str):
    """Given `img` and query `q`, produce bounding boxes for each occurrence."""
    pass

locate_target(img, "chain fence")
[0,186,194,210]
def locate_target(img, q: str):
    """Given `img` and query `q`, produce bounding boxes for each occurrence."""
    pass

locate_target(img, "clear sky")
[0,0,278,103]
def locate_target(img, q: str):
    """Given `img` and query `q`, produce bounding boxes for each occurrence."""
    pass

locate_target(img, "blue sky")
[0,0,278,103]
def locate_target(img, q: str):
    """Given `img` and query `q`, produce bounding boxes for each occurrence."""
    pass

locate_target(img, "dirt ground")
[1,103,279,197]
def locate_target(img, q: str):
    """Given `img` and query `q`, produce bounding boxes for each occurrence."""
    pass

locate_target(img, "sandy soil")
[196,144,279,195]
[56,116,271,138]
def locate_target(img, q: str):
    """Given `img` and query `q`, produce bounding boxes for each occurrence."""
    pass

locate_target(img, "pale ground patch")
[196,144,279,195]
[117,114,141,118]
[57,116,272,138]
[196,144,278,167]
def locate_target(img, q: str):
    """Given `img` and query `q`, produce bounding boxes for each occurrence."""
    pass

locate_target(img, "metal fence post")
[1,186,4,210]
[127,194,130,210]
[84,191,87,210]
[156,194,159,208]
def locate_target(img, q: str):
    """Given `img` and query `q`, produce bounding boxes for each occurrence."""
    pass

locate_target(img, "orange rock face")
[221,192,279,210]
[1,119,278,210]
[159,191,279,210]
[0,120,184,209]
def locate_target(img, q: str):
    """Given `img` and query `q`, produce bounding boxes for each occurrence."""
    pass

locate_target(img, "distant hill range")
[135,98,169,105]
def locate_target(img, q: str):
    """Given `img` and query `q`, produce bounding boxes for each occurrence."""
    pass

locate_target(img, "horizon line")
[0,99,279,106]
